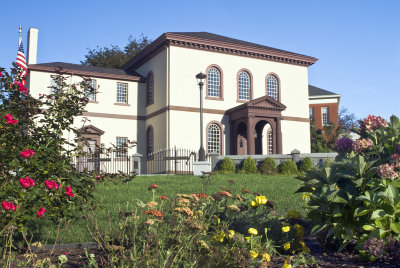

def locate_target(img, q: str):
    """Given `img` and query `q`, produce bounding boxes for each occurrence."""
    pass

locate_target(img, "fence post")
[209,152,220,171]
[132,153,143,175]
[291,149,300,164]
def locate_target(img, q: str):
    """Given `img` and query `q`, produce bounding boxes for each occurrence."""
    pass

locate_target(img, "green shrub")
[241,156,258,174]
[299,157,313,173]
[219,157,236,173]
[279,160,298,175]
[260,157,278,175]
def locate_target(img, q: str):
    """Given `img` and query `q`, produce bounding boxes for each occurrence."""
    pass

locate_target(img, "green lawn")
[42,174,305,244]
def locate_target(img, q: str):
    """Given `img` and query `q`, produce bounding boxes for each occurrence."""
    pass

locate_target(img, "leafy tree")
[81,35,151,68]
[338,106,359,136]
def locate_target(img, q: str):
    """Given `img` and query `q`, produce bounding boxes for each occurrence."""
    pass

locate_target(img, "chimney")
[27,28,39,65]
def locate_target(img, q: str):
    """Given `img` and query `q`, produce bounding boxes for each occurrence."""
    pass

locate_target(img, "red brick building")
[308,85,341,129]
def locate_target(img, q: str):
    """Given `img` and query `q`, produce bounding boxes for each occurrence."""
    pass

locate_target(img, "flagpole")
[18,26,22,46]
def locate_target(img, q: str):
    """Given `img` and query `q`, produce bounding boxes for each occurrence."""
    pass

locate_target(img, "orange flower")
[144,209,164,218]
[148,184,159,190]
[242,189,250,193]
[159,195,169,200]
[219,191,232,197]
[196,193,208,199]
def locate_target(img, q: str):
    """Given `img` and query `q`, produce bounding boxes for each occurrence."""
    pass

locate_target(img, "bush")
[260,157,278,175]
[299,157,313,173]
[241,156,258,174]
[279,160,298,175]
[297,115,400,254]
[219,157,236,173]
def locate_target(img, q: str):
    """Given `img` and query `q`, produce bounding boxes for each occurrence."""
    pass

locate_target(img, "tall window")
[146,72,154,105]
[85,79,96,101]
[146,126,154,156]
[238,71,250,101]
[116,137,128,157]
[268,129,273,155]
[207,67,220,98]
[207,123,221,154]
[322,107,329,125]
[116,82,128,103]
[266,75,278,100]
[309,108,314,121]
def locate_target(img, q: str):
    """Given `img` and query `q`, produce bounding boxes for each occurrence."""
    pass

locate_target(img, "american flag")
[16,41,28,84]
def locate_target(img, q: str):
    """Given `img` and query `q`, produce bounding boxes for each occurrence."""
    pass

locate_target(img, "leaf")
[390,115,400,129]
[390,222,400,234]
[333,196,348,204]
[354,208,369,217]
[362,225,374,231]
[386,183,399,205]
[311,224,328,236]
[371,209,387,219]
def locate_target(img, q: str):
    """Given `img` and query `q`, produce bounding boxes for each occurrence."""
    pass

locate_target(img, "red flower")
[159,195,169,200]
[2,201,16,211]
[96,174,102,179]
[242,189,250,193]
[65,186,75,197]
[44,180,59,190]
[37,207,45,218]
[144,209,164,218]
[196,193,208,199]
[0,72,3,77]
[14,81,29,95]
[148,184,159,190]
[19,177,36,188]
[219,191,232,197]
[20,149,35,158]
[4,114,18,124]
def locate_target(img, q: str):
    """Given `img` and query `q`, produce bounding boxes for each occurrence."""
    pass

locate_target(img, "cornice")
[123,32,318,70]
[29,65,143,82]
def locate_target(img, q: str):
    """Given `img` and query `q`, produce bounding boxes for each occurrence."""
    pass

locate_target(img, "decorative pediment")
[79,125,105,136]
[246,95,286,111]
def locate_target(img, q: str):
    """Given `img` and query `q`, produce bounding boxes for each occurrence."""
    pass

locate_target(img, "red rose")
[4,114,18,124]
[20,177,36,188]
[37,207,45,218]
[65,186,75,197]
[2,201,16,211]
[15,81,29,95]
[20,149,35,158]
[44,180,59,190]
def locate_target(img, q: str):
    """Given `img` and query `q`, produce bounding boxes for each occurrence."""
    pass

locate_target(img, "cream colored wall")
[28,70,143,155]
[145,114,168,154]
[168,46,311,154]
[309,97,339,104]
[281,120,310,153]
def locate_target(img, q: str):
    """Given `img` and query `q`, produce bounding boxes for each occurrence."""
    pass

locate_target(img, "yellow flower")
[282,226,290,233]
[245,236,250,242]
[294,224,305,238]
[302,194,309,200]
[262,253,271,262]
[249,251,258,259]
[228,230,235,239]
[248,228,258,235]
[299,240,306,247]
[213,231,225,243]
[311,187,316,190]
[250,200,259,208]
[282,260,292,268]
[336,186,340,190]
[283,242,290,251]
[255,195,268,205]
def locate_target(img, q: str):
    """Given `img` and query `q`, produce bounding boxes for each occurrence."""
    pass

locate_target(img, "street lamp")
[196,72,207,161]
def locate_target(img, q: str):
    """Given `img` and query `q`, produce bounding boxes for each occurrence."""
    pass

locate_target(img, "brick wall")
[309,102,339,129]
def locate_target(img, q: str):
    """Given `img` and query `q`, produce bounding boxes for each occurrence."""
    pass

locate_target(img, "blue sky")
[1,0,399,120]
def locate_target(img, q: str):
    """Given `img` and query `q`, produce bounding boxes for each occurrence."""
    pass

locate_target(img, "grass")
[41,173,305,244]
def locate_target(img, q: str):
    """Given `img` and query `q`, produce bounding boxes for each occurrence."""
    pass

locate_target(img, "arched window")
[266,75,278,100]
[146,126,154,156]
[268,129,273,155]
[146,72,154,105]
[207,123,221,154]
[238,71,251,101]
[207,67,221,98]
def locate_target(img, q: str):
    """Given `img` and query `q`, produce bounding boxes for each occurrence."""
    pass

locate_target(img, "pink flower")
[2,201,16,211]
[19,177,36,188]
[0,71,3,77]
[44,180,59,190]
[4,114,18,124]
[335,137,353,152]
[36,207,45,218]
[96,174,102,179]
[65,186,75,197]
[20,149,35,158]
[377,164,398,180]
[360,115,388,132]
[352,138,373,153]
[14,81,29,95]
[391,154,400,168]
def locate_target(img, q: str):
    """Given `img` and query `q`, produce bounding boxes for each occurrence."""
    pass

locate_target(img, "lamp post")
[196,72,207,161]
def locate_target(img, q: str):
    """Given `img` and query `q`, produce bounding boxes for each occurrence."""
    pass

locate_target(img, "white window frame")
[309,108,314,121]
[268,129,273,155]
[50,75,61,94]
[266,75,278,100]
[322,107,329,125]
[116,137,128,157]
[207,67,220,98]
[238,71,250,101]
[116,82,128,104]
[85,79,96,101]
[207,123,221,154]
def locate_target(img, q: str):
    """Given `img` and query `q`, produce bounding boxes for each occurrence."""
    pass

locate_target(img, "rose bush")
[297,114,400,256]
[0,66,96,251]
